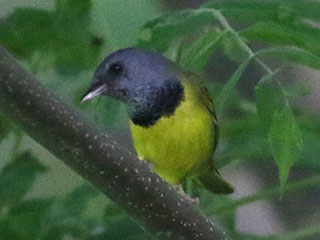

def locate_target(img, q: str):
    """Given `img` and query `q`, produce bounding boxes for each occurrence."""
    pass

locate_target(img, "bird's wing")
[183,73,234,194]
[187,72,219,152]
[199,87,219,152]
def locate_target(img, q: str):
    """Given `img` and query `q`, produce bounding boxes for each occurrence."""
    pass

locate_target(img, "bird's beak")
[81,84,107,103]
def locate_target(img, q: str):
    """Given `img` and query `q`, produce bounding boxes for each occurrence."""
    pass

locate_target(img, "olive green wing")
[198,86,219,152]
[186,73,234,194]
[198,87,234,194]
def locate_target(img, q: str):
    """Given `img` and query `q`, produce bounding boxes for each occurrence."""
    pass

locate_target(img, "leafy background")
[0,0,320,239]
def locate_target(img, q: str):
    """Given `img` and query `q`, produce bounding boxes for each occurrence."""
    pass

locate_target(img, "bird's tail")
[197,167,234,194]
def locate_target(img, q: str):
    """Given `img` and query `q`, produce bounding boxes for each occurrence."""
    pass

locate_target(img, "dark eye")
[108,62,123,76]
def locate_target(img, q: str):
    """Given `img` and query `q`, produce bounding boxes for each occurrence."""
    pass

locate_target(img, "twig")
[278,222,320,240]
[199,8,289,105]
[201,8,272,74]
[211,175,320,215]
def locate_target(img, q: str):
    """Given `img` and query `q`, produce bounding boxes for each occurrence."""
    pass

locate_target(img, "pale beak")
[81,84,107,103]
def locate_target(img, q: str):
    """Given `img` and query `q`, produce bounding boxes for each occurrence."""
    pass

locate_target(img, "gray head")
[82,48,184,127]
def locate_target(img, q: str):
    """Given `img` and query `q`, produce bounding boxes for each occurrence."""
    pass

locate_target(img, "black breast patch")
[131,78,184,127]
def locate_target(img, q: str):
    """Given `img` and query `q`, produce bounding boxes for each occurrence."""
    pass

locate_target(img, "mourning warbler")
[82,48,233,194]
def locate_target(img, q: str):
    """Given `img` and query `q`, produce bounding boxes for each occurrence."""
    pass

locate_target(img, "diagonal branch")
[0,46,231,240]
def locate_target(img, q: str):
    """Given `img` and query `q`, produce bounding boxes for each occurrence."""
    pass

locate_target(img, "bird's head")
[82,48,184,127]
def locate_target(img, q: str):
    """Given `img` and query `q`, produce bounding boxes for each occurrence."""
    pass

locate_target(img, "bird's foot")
[173,185,199,206]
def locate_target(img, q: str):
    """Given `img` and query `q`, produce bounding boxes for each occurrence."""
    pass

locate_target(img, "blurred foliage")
[0,151,153,240]
[0,0,102,75]
[0,151,47,206]
[180,27,223,71]
[268,107,303,187]
[1,0,320,239]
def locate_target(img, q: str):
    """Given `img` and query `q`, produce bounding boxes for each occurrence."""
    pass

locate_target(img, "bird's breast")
[129,82,215,184]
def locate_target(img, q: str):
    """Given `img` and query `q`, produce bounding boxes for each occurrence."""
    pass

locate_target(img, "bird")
[81,48,233,194]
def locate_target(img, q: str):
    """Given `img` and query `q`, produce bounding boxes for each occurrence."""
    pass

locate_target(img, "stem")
[202,8,270,73]
[199,8,289,105]
[278,223,320,240]
[0,46,231,240]
[211,175,320,215]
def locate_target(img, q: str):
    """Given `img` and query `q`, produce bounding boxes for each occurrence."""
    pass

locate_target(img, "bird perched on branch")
[82,48,233,194]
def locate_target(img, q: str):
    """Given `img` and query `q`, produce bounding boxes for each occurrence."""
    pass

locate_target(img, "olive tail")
[197,168,234,194]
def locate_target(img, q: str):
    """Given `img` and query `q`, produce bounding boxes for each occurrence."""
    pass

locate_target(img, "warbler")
[82,48,233,194]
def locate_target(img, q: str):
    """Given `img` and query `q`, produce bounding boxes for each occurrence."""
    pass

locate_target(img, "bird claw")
[174,185,199,206]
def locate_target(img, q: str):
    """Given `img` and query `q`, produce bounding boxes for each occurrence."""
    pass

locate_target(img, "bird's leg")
[173,185,199,206]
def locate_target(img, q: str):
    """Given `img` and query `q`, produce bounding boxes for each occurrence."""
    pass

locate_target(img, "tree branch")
[0,46,231,240]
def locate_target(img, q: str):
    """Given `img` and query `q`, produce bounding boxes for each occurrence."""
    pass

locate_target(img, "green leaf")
[296,131,320,173]
[54,42,101,75]
[41,205,95,240]
[90,203,155,240]
[211,175,320,215]
[236,233,275,240]
[0,1,103,75]
[55,0,91,19]
[0,221,21,240]
[91,215,154,240]
[0,117,11,143]
[278,223,320,240]
[180,28,223,71]
[257,47,320,70]
[241,21,320,57]
[284,81,313,98]
[94,98,124,128]
[202,194,236,231]
[92,0,161,50]
[216,57,251,112]
[34,184,101,239]
[0,151,47,206]
[52,0,102,75]
[204,0,320,23]
[255,72,286,130]
[5,199,54,240]
[62,183,99,217]
[205,3,282,24]
[138,9,216,52]
[216,115,269,168]
[221,31,249,63]
[268,107,303,186]
[0,8,54,59]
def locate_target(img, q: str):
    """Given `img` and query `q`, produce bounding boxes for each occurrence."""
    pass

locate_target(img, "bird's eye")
[108,62,123,76]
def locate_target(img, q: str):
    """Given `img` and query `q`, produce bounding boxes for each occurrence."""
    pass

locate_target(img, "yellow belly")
[130,83,215,184]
